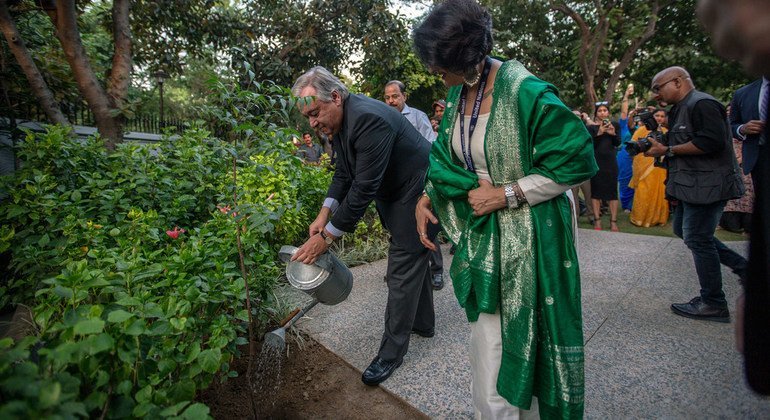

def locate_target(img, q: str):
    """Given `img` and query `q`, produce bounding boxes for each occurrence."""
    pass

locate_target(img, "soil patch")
[197,335,428,419]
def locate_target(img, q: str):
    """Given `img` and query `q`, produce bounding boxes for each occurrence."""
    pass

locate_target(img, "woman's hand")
[468,179,507,216]
[415,194,438,251]
[605,122,616,136]
[597,122,607,135]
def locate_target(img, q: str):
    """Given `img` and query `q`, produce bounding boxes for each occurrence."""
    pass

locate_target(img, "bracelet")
[512,182,527,204]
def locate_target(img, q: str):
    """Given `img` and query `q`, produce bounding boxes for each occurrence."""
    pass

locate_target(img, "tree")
[0,0,247,150]
[486,0,748,112]
[488,0,673,111]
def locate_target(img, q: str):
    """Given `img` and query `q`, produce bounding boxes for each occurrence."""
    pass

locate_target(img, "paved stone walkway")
[290,229,770,418]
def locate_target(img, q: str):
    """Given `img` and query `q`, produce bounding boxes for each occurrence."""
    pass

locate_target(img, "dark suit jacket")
[730,78,763,175]
[328,94,431,238]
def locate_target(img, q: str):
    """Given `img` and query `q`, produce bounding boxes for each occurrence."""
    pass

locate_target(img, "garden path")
[290,229,770,418]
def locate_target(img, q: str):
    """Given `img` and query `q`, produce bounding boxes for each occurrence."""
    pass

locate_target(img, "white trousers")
[470,311,540,420]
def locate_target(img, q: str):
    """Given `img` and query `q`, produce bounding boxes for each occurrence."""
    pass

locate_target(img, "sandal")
[610,219,619,232]
[593,219,602,231]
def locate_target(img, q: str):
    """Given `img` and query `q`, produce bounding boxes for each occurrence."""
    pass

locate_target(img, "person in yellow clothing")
[629,109,670,227]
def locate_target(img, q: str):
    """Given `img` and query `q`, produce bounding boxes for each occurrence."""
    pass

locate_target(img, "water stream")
[251,339,285,411]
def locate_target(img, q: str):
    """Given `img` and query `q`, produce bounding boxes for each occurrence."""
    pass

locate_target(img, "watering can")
[264,245,353,351]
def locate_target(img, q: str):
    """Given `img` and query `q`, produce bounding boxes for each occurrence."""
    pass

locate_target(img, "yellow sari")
[629,127,669,227]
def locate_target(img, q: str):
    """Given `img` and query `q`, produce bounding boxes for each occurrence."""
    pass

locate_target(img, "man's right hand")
[740,119,766,136]
[415,195,438,251]
[309,208,331,236]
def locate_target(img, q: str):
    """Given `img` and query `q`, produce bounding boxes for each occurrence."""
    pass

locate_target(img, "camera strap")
[459,57,492,173]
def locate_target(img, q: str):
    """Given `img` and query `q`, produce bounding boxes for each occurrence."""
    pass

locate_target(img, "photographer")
[645,66,747,322]
[628,109,669,227]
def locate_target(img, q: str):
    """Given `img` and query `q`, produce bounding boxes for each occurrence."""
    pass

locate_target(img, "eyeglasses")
[652,77,679,94]
[594,101,609,106]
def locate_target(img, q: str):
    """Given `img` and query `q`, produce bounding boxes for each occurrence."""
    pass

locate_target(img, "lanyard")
[459,57,492,173]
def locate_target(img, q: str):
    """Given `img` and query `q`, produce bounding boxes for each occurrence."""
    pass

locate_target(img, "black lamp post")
[153,70,169,128]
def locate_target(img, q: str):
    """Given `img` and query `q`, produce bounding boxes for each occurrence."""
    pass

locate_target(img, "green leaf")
[95,370,110,388]
[168,381,196,401]
[135,384,152,403]
[197,348,221,373]
[115,296,142,306]
[38,234,50,246]
[53,285,74,299]
[133,402,155,417]
[235,309,248,322]
[73,319,105,335]
[84,333,114,355]
[169,317,187,330]
[180,402,210,419]
[147,320,171,336]
[109,228,120,236]
[116,380,133,395]
[125,319,146,336]
[107,309,134,323]
[158,359,177,376]
[71,190,82,201]
[159,401,190,417]
[184,343,201,364]
[39,382,62,409]
[0,337,14,349]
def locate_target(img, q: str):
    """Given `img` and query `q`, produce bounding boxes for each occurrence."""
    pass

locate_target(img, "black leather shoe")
[431,273,444,290]
[361,357,402,385]
[411,327,435,338]
[671,297,730,323]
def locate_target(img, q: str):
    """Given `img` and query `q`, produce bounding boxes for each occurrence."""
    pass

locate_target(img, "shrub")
[0,121,330,417]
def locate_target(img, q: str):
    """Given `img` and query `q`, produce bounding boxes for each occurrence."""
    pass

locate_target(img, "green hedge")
[0,124,331,418]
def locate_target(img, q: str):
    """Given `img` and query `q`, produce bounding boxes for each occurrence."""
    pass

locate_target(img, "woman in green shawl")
[412,0,598,418]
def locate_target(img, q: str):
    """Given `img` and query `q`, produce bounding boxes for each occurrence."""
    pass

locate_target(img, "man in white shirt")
[384,80,444,290]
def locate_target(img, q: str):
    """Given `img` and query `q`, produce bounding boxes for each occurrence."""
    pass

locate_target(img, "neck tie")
[761,82,769,145]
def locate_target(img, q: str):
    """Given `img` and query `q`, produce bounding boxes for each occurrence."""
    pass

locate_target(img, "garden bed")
[197,335,427,419]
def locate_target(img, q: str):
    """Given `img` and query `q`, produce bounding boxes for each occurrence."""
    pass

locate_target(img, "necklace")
[458,57,492,173]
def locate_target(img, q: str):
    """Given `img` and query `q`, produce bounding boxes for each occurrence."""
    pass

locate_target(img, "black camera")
[625,110,664,156]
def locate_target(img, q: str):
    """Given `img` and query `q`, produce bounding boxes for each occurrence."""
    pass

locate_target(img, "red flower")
[217,205,231,214]
[166,226,186,239]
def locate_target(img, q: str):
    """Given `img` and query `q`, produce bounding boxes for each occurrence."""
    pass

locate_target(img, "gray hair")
[385,80,406,94]
[291,66,350,102]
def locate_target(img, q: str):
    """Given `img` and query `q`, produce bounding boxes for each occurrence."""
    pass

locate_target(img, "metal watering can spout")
[263,298,319,352]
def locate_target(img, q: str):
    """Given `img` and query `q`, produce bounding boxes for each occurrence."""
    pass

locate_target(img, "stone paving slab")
[289,229,770,418]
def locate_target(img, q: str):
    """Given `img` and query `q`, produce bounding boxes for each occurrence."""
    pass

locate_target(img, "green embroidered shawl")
[425,60,597,419]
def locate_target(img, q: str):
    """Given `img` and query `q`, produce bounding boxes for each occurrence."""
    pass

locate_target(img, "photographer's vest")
[666,90,744,204]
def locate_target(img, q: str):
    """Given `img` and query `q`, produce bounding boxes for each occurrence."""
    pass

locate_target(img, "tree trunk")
[48,0,123,150]
[107,0,131,111]
[0,0,69,125]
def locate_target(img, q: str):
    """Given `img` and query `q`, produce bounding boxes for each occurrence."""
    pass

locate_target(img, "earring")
[464,70,481,87]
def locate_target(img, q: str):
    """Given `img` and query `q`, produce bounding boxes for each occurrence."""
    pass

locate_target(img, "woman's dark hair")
[412,0,493,79]
[594,104,610,117]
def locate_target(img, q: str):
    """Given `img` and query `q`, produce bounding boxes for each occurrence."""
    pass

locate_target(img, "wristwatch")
[319,230,334,245]
[504,184,519,209]
[666,146,675,158]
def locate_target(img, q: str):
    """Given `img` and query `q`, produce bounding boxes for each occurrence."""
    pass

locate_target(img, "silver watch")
[504,184,519,209]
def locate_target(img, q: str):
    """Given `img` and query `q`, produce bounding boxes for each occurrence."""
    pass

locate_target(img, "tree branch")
[0,0,68,124]
[604,0,666,102]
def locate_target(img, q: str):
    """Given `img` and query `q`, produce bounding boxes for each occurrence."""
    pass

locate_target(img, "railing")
[0,100,186,135]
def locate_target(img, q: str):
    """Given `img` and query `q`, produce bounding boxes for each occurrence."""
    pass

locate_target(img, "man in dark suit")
[698,0,770,395]
[290,66,436,386]
[730,77,768,179]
